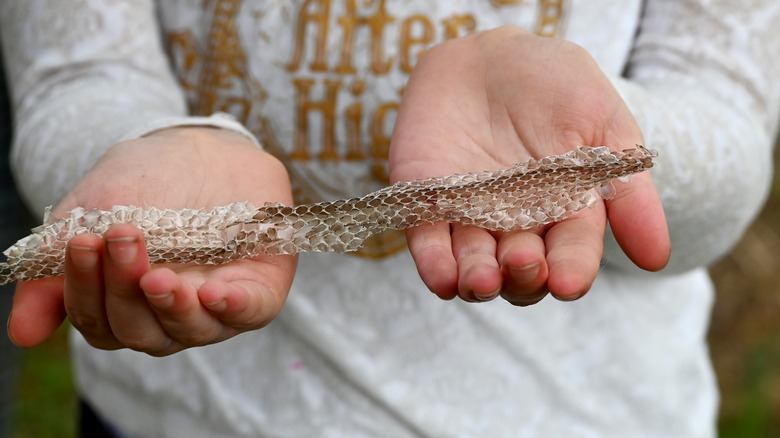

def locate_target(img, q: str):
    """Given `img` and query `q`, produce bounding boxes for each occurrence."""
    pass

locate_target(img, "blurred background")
[709,141,780,437]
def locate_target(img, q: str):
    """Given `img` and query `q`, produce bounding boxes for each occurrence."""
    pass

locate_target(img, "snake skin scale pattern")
[0,146,655,285]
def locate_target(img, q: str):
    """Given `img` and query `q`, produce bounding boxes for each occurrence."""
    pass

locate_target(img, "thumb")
[8,277,67,347]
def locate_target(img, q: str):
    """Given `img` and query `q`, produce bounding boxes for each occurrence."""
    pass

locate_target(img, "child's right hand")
[7,127,298,356]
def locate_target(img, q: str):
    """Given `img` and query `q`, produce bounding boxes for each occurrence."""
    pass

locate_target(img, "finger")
[544,206,607,301]
[7,277,66,347]
[496,230,550,306]
[451,225,502,302]
[64,233,121,350]
[606,173,671,271]
[406,223,459,300]
[102,224,170,353]
[197,257,296,330]
[139,268,227,347]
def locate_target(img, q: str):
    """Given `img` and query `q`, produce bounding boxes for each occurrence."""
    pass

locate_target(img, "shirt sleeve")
[0,1,257,216]
[603,0,780,274]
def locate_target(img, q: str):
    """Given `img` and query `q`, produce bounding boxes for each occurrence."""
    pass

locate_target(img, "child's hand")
[390,27,670,305]
[8,127,297,356]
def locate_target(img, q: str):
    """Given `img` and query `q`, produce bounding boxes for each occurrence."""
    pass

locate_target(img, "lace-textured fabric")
[0,146,653,285]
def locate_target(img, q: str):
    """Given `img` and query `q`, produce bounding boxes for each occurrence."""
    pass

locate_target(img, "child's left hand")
[390,27,670,305]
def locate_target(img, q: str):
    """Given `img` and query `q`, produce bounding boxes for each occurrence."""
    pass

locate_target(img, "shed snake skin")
[0,146,655,285]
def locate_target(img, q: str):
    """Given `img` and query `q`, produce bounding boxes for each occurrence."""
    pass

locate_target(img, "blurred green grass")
[709,143,780,437]
[8,144,780,438]
[10,324,76,438]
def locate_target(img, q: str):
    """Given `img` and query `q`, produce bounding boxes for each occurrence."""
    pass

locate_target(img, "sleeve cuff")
[117,112,262,149]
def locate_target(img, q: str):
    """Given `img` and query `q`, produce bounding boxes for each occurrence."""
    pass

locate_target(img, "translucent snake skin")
[0,146,655,285]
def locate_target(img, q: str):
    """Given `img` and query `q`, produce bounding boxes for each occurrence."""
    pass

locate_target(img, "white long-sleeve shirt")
[2,1,779,436]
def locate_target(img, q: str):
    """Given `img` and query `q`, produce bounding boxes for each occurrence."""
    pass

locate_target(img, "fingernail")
[145,290,174,309]
[556,292,585,302]
[475,287,501,302]
[204,298,227,313]
[7,310,20,347]
[69,244,98,271]
[509,262,540,284]
[106,236,139,265]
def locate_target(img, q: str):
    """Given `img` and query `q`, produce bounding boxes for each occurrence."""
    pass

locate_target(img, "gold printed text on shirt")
[535,0,568,37]
[165,0,568,260]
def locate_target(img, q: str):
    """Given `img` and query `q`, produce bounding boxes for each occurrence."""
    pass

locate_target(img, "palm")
[390,28,669,304]
[9,127,297,355]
